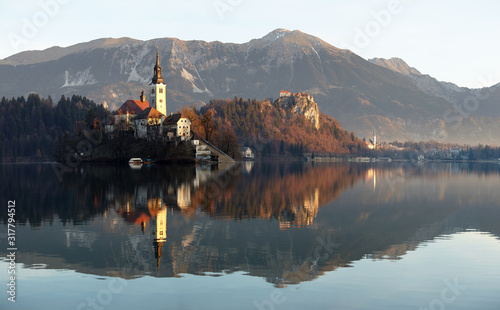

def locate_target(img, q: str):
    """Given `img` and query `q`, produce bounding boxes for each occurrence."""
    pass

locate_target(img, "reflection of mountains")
[2,163,500,286]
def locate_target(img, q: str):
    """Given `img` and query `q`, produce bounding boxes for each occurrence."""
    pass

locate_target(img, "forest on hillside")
[2,93,499,162]
[181,97,366,158]
[0,94,108,161]
[0,94,365,162]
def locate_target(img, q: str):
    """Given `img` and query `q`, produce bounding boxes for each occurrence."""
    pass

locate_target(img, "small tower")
[150,51,167,116]
[373,131,377,149]
[140,90,146,103]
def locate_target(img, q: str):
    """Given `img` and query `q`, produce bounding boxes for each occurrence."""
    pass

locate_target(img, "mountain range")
[1,29,499,145]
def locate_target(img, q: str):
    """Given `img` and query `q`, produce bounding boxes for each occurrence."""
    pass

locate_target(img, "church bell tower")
[151,51,167,116]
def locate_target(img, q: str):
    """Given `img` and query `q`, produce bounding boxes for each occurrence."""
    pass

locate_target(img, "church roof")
[134,107,164,120]
[113,100,149,115]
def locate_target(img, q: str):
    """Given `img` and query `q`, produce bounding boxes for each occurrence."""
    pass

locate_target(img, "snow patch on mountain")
[181,67,196,83]
[181,67,213,95]
[126,45,152,83]
[62,67,97,87]
[127,66,149,83]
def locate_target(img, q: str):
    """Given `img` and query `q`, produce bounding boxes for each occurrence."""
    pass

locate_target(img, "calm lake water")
[1,162,500,310]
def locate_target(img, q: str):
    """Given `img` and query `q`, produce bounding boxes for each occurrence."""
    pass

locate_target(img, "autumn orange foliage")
[186,98,366,156]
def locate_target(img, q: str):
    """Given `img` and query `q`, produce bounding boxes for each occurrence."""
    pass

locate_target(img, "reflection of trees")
[4,162,498,227]
[0,164,197,226]
[3,162,500,286]
[193,163,367,228]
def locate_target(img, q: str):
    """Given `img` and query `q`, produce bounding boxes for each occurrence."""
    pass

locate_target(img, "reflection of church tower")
[151,206,167,272]
[150,51,167,116]
[366,168,377,191]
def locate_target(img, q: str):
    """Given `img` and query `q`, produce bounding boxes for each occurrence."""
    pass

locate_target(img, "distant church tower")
[151,51,167,116]
[372,131,377,149]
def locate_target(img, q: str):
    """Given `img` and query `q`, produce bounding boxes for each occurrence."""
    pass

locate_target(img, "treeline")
[464,145,500,160]
[386,140,500,161]
[180,97,365,158]
[0,94,108,161]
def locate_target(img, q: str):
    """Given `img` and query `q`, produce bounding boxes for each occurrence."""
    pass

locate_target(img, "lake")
[1,162,500,310]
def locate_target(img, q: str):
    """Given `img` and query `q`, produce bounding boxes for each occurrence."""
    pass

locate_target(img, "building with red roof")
[111,91,150,130]
[280,90,291,97]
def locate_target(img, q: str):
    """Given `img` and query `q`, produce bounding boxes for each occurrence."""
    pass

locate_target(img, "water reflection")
[1,162,500,286]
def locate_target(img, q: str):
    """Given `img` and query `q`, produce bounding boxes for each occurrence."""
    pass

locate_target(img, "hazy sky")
[1,0,499,88]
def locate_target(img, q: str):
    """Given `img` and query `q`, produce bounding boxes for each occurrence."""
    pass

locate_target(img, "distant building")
[134,107,165,139]
[241,147,254,160]
[450,148,460,159]
[366,131,377,150]
[163,113,192,141]
[280,90,291,97]
[280,90,314,101]
[111,92,150,131]
[194,141,212,161]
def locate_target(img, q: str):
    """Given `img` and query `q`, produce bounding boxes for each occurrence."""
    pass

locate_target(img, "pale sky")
[1,0,499,88]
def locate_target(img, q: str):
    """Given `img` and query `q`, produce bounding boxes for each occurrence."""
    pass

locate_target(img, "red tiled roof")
[280,90,291,94]
[134,213,151,226]
[113,100,150,115]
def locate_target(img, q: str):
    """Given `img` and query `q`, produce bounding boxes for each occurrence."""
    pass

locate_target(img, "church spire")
[154,241,163,273]
[152,50,164,84]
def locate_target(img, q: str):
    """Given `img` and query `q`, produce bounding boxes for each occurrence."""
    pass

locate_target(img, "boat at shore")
[128,158,143,169]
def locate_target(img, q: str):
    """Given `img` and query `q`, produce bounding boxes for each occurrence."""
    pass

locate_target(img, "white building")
[241,147,254,159]
[280,90,291,97]
[133,107,165,139]
[163,113,192,141]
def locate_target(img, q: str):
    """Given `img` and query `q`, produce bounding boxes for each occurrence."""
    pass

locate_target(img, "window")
[159,89,163,93]
[160,99,163,103]
[151,89,154,94]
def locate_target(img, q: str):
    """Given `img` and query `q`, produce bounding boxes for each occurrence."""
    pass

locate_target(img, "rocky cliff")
[274,92,320,129]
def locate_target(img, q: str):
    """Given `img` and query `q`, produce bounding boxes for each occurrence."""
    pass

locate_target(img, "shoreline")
[2,158,500,165]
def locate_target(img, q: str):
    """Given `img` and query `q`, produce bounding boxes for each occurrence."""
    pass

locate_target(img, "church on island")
[106,52,191,141]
